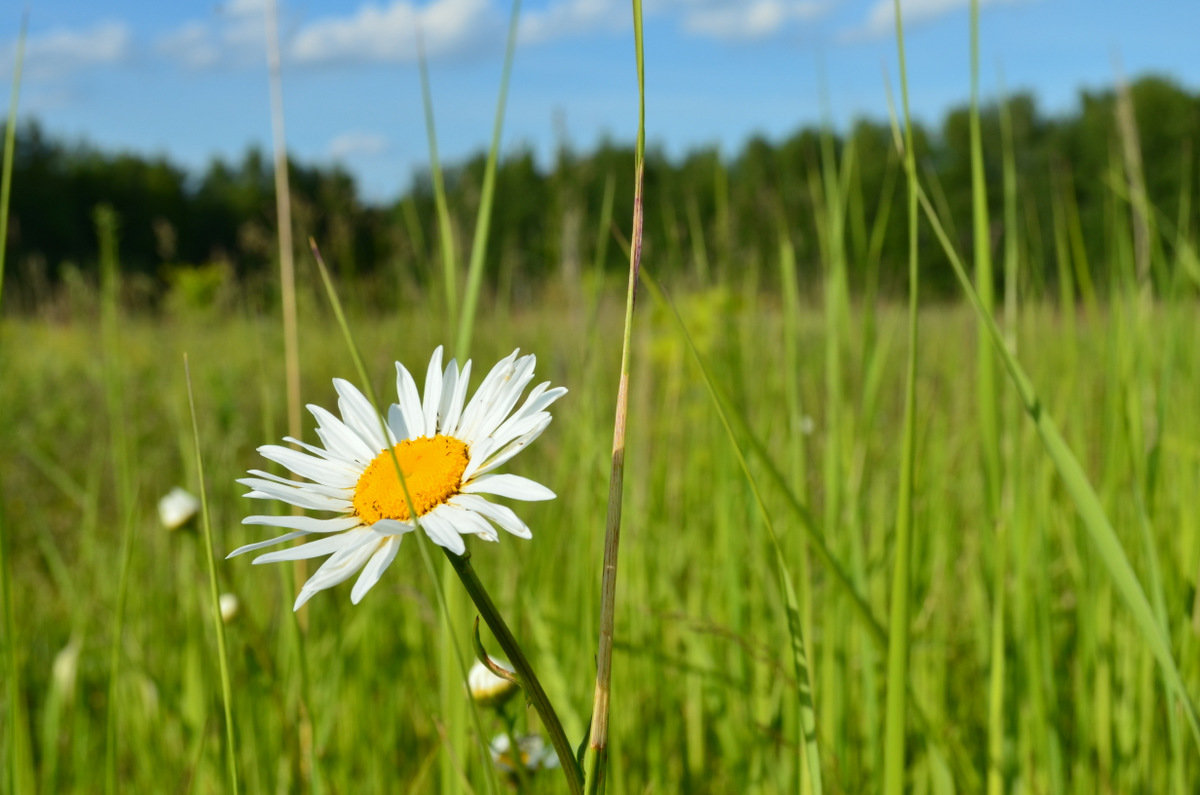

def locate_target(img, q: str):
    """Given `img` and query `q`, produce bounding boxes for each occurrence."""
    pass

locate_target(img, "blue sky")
[2,0,1198,203]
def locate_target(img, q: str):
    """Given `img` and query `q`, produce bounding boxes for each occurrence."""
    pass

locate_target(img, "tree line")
[4,73,1199,310]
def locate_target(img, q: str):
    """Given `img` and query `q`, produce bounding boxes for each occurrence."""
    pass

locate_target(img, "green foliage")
[163,261,236,317]
[3,297,1200,792]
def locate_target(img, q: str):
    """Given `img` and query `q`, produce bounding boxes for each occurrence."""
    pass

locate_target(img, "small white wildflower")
[468,658,518,707]
[158,487,200,531]
[219,592,240,623]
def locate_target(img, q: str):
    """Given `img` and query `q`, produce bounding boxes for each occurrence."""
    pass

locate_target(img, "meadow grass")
[2,287,1200,792]
[5,2,1200,792]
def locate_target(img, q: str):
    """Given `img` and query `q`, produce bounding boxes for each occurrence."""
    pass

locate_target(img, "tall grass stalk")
[996,75,1023,794]
[95,207,139,795]
[965,2,1008,791]
[417,42,458,337]
[184,357,240,794]
[261,6,317,788]
[455,0,521,360]
[882,0,920,790]
[0,18,32,795]
[0,12,21,313]
[264,0,301,444]
[585,1,644,791]
[410,38,475,792]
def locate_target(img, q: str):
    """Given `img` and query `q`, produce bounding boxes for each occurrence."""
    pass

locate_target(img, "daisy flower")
[229,347,566,610]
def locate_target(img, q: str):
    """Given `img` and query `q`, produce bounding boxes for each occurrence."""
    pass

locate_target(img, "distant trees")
[3,74,1199,310]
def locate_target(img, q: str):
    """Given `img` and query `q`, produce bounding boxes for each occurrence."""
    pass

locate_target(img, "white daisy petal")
[471,354,537,441]
[227,530,308,558]
[281,435,341,461]
[253,530,369,564]
[394,361,424,441]
[470,353,536,440]
[371,518,414,536]
[294,538,383,610]
[437,502,500,542]
[242,514,362,533]
[417,511,466,556]
[350,536,402,603]
[449,494,532,538]
[242,484,349,512]
[463,416,552,480]
[437,358,460,433]
[422,346,444,437]
[257,444,360,487]
[491,384,567,447]
[309,404,377,465]
[243,471,350,500]
[334,378,392,449]
[462,437,498,481]
[387,403,410,442]
[441,359,472,436]
[456,349,520,440]
[463,473,555,502]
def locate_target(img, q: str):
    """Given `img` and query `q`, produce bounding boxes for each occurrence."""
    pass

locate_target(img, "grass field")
[5,1,1200,792]
[2,285,1200,792]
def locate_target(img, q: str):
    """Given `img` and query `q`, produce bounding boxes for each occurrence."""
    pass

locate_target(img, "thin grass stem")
[417,39,458,336]
[184,357,240,794]
[882,0,920,790]
[0,20,32,793]
[455,0,521,361]
[584,1,644,791]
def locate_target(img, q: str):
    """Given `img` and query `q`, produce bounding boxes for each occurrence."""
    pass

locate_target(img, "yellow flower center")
[353,436,469,524]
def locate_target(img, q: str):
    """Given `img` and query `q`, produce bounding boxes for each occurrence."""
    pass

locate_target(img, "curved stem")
[445,549,584,794]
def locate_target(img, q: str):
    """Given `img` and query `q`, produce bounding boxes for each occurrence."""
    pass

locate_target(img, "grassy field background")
[3,283,1200,792]
[4,1,1200,792]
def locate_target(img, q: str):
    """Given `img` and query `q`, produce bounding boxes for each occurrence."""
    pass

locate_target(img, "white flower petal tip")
[230,348,564,607]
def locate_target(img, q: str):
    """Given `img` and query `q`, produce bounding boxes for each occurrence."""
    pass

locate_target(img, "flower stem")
[444,549,584,794]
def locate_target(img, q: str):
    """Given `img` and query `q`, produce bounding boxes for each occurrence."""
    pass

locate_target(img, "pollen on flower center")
[353,435,470,524]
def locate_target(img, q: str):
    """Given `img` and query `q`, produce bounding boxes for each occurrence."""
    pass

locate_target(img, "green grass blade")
[883,0,919,789]
[0,20,32,793]
[184,357,240,794]
[95,205,140,795]
[585,3,644,792]
[417,39,458,337]
[0,12,23,314]
[455,0,521,360]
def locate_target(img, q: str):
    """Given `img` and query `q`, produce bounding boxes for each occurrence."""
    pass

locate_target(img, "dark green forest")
[5,74,1200,311]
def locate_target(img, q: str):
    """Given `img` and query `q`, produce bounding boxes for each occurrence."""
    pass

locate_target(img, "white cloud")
[155,0,266,70]
[156,22,221,69]
[849,0,1024,41]
[329,130,390,160]
[157,0,495,69]
[519,0,625,45]
[5,21,133,79]
[290,0,498,64]
[681,0,824,42]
